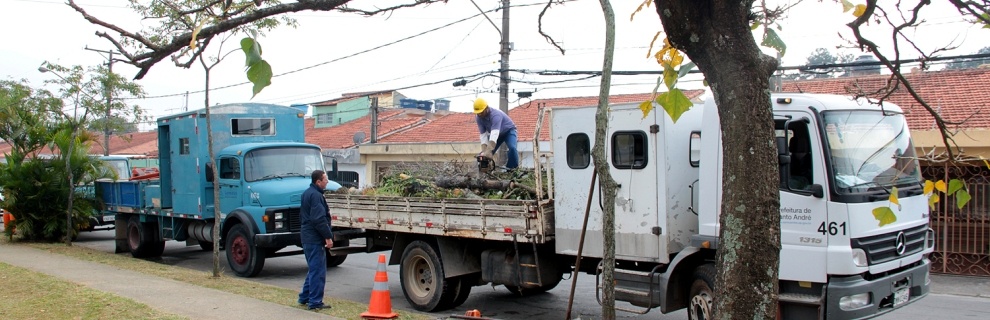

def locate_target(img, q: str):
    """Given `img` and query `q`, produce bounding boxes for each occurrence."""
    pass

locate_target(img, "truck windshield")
[244,147,324,182]
[104,160,130,180]
[823,111,922,194]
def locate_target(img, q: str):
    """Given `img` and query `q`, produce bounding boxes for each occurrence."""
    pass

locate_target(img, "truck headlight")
[839,293,871,310]
[275,222,283,229]
[852,249,868,267]
[275,212,283,220]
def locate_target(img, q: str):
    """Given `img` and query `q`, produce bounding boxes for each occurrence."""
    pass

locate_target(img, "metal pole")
[370,97,379,143]
[105,51,113,156]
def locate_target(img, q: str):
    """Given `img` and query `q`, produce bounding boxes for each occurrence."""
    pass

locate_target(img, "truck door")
[218,156,243,215]
[777,115,830,282]
[609,128,663,261]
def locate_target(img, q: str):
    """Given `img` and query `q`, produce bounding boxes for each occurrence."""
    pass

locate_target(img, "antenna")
[353,131,366,145]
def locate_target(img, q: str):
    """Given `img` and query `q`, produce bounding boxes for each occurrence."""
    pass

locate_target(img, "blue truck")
[97,103,340,277]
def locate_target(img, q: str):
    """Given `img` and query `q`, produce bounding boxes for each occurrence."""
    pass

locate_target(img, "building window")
[566,133,590,169]
[689,131,701,167]
[231,118,274,135]
[179,138,190,155]
[315,113,334,125]
[611,131,647,169]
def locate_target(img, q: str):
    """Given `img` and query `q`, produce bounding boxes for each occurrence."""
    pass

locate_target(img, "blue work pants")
[298,243,327,308]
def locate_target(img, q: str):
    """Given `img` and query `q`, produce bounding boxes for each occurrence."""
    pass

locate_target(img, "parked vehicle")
[323,94,933,319]
[96,103,334,276]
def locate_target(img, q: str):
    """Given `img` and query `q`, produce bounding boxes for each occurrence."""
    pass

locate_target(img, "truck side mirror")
[809,184,824,198]
[205,162,214,183]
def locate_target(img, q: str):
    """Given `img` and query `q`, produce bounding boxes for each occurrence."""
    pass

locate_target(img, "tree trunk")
[654,1,781,319]
[595,0,617,319]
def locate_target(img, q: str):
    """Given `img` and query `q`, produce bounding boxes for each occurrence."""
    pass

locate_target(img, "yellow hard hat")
[473,98,488,114]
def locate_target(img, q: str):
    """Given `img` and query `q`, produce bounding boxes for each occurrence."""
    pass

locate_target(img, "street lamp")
[39,65,81,246]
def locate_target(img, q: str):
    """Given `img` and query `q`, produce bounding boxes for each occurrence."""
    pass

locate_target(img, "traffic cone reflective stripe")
[361,254,398,319]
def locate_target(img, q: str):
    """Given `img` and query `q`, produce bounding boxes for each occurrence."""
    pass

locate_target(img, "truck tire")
[448,276,473,309]
[689,264,716,320]
[225,224,266,277]
[127,216,165,258]
[399,240,457,312]
[198,241,214,251]
[326,238,349,267]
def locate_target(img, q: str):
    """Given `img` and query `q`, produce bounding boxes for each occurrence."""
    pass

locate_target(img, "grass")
[0,262,186,320]
[1,238,431,320]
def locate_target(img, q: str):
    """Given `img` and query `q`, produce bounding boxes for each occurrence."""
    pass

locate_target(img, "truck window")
[220,157,240,179]
[179,138,190,155]
[785,122,814,191]
[566,133,590,169]
[244,147,323,182]
[611,131,648,169]
[231,118,274,136]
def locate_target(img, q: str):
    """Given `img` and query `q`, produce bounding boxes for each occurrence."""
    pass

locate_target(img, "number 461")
[818,221,847,236]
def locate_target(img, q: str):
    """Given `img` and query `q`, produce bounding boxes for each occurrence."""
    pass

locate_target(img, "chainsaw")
[476,154,495,175]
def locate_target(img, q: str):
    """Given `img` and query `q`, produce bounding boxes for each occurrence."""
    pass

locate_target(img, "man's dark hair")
[311,170,326,184]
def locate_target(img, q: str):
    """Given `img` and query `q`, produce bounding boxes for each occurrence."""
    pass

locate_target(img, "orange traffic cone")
[361,254,399,319]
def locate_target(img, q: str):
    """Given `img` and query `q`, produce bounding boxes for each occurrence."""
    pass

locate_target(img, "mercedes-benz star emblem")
[895,231,907,255]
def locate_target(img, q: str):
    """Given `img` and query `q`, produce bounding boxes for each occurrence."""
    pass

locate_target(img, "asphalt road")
[71,229,989,320]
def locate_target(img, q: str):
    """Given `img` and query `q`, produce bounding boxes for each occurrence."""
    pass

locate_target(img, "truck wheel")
[689,264,716,320]
[127,216,164,258]
[400,240,456,312]
[448,276,473,309]
[326,238,350,267]
[225,224,266,277]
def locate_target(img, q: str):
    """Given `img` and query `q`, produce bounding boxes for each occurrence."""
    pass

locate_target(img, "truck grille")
[284,208,301,232]
[850,224,927,265]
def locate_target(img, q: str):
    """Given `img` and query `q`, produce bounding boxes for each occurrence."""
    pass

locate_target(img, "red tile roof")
[0,130,159,158]
[782,68,990,130]
[305,109,437,149]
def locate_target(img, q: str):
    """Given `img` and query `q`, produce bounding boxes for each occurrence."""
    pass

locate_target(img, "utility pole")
[370,97,379,143]
[498,0,511,114]
[86,47,119,156]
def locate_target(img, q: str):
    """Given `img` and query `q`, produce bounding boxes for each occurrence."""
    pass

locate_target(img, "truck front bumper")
[825,258,930,319]
[254,232,302,248]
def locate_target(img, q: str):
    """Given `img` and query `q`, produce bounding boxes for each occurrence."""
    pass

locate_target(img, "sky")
[2,0,987,130]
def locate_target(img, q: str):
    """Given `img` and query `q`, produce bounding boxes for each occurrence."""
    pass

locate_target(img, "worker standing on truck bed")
[474,98,519,169]
[298,170,334,311]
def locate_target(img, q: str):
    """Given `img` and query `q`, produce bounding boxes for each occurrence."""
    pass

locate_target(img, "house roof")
[310,90,398,107]
[0,130,159,159]
[781,68,990,130]
[377,91,707,144]
[306,109,437,149]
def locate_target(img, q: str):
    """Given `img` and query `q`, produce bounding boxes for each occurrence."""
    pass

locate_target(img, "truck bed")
[325,194,555,243]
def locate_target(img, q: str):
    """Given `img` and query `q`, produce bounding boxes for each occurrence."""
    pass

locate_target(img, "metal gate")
[924,164,990,276]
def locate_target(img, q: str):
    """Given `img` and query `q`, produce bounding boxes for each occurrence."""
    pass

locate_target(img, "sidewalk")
[930,273,990,298]
[0,244,340,320]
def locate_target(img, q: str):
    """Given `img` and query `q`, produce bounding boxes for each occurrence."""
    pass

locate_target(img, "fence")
[924,164,990,276]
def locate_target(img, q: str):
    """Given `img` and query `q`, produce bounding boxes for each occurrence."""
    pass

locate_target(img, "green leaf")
[872,206,897,227]
[638,100,654,119]
[956,189,972,210]
[928,193,939,211]
[246,60,272,98]
[677,62,696,79]
[663,65,678,90]
[841,0,854,12]
[241,38,262,67]
[750,21,761,30]
[947,179,964,195]
[656,88,693,123]
[761,28,786,56]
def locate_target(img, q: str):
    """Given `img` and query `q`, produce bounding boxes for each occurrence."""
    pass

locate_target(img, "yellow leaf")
[189,19,207,50]
[399,173,410,180]
[923,180,935,195]
[631,0,652,21]
[647,32,662,59]
[928,194,939,210]
[638,100,654,118]
[872,206,897,227]
[889,187,900,210]
[841,0,854,12]
[853,4,867,17]
[935,180,947,193]
[984,158,990,170]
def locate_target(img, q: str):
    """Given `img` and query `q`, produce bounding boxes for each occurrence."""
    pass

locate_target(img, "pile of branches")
[346,161,548,200]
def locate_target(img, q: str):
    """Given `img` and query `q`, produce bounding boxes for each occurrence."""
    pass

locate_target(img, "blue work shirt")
[299,183,333,244]
[476,107,516,135]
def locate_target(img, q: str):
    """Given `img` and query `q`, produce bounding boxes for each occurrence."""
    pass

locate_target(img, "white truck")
[325,93,933,319]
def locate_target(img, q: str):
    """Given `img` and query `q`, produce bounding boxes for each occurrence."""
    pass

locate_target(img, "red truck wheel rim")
[230,236,249,264]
